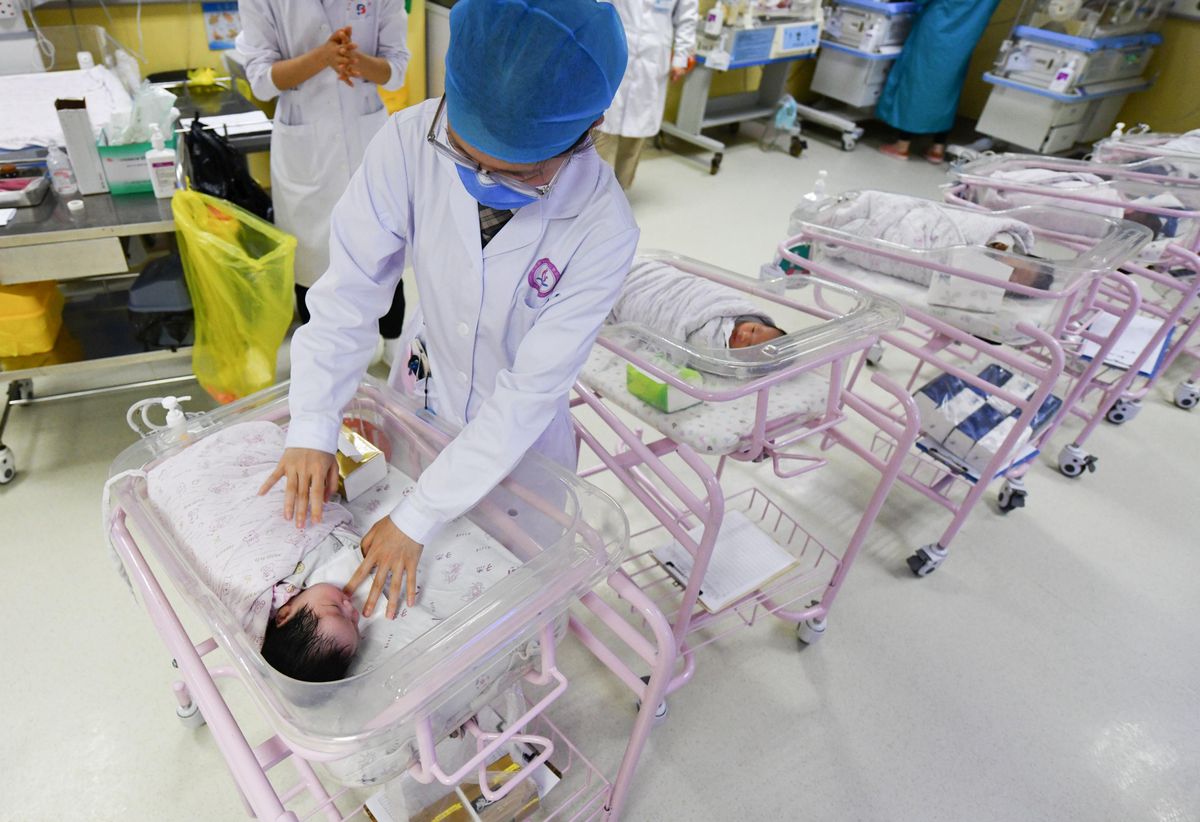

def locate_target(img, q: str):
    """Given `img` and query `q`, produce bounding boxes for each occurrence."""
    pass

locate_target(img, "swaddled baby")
[608,257,785,350]
[146,421,363,682]
[800,190,1039,287]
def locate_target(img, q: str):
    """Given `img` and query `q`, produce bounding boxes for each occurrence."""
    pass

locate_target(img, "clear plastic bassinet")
[105,377,629,788]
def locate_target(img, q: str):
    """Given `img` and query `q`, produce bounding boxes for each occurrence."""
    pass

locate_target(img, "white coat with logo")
[599,0,699,139]
[236,0,409,287]
[286,99,639,545]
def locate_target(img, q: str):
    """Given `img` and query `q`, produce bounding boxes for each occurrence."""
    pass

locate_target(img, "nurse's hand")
[258,448,338,529]
[345,518,424,619]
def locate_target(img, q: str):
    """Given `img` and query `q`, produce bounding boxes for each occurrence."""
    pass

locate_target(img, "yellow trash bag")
[172,190,296,404]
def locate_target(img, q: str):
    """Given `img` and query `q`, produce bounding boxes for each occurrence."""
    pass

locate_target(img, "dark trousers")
[898,130,950,144]
[295,282,406,339]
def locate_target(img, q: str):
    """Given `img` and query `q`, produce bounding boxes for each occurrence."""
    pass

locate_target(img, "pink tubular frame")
[776,227,1086,556]
[104,381,677,821]
[945,157,1200,428]
[565,259,920,798]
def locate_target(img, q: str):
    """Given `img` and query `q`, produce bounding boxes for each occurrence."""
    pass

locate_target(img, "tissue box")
[913,374,984,443]
[964,416,1033,477]
[915,362,1064,480]
[336,425,388,501]
[626,361,704,413]
[98,134,178,195]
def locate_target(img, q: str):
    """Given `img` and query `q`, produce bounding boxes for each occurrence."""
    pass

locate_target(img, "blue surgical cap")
[445,0,628,164]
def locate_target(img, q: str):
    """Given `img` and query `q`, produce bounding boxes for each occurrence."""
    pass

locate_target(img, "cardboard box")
[408,756,541,822]
[54,99,109,195]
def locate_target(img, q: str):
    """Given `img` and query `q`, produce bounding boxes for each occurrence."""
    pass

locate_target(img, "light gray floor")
[3,132,1198,822]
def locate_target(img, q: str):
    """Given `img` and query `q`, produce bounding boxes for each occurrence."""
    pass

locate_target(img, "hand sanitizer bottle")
[145,124,177,199]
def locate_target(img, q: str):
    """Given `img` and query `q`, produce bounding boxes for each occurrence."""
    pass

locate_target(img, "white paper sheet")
[1080,313,1172,377]
[652,510,797,613]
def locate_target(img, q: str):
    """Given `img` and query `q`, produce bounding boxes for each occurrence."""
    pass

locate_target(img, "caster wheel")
[1174,381,1199,409]
[841,134,857,151]
[865,342,884,367]
[0,446,14,485]
[906,543,947,577]
[176,702,206,729]
[1104,398,1141,425]
[789,136,806,158]
[11,379,33,402]
[796,616,827,645]
[634,675,668,725]
[726,122,740,137]
[1057,444,1097,478]
[997,480,1027,513]
[653,132,664,151]
[709,153,723,175]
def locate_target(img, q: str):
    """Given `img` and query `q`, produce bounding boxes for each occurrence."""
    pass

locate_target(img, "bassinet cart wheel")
[635,675,668,725]
[997,479,1027,513]
[176,701,206,729]
[841,133,857,152]
[865,342,884,367]
[1174,380,1199,409]
[906,543,947,577]
[796,616,827,645]
[789,136,807,158]
[653,132,664,151]
[1057,444,1096,478]
[1104,398,1141,425]
[0,446,15,485]
[710,153,723,175]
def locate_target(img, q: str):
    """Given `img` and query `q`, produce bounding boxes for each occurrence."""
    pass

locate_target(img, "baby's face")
[289,582,361,654]
[730,321,785,349]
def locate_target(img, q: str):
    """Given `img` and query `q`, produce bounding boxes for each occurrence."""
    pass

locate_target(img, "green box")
[97,134,177,196]
[626,362,703,413]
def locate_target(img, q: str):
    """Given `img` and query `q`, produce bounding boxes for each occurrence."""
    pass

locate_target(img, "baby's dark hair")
[261,606,354,683]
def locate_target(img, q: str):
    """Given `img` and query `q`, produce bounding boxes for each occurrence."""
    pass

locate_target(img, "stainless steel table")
[1,189,194,453]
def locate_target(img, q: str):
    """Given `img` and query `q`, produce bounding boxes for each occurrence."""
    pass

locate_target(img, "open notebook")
[652,511,798,613]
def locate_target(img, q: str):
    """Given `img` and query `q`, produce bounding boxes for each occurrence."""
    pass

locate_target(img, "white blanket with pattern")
[806,191,1037,286]
[146,421,353,645]
[608,257,772,350]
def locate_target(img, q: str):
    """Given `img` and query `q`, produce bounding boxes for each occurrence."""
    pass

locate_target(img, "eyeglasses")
[425,96,570,200]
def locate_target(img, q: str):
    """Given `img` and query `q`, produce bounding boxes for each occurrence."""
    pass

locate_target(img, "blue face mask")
[455,165,538,210]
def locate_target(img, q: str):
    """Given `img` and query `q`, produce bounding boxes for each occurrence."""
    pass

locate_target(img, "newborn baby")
[609,257,785,349]
[146,421,364,682]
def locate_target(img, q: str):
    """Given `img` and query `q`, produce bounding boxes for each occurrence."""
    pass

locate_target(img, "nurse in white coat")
[594,0,698,190]
[260,0,636,619]
[236,0,410,344]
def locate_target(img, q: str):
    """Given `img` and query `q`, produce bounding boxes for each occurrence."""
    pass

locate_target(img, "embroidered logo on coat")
[527,258,561,298]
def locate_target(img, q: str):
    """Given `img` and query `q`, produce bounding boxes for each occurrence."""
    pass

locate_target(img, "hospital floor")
[3,129,1198,822]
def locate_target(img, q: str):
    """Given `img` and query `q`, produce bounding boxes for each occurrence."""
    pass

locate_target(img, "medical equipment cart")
[976,0,1166,153]
[807,0,919,151]
[658,3,831,173]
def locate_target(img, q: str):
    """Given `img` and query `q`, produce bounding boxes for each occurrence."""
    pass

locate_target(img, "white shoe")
[382,337,404,368]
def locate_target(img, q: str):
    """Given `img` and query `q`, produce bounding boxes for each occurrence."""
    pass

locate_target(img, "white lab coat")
[236,0,409,287]
[287,99,639,546]
[599,0,699,139]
